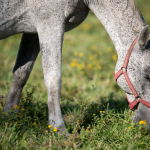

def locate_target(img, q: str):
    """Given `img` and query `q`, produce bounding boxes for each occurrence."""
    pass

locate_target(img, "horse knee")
[13,62,33,87]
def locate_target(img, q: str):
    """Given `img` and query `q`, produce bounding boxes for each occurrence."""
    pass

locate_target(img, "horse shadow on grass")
[60,92,129,132]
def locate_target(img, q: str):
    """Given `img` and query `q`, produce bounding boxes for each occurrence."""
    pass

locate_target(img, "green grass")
[0,0,150,149]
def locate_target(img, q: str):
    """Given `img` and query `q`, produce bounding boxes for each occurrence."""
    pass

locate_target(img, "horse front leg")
[38,20,66,133]
[3,33,40,114]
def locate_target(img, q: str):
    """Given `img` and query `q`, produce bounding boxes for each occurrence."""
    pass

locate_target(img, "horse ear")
[138,25,149,48]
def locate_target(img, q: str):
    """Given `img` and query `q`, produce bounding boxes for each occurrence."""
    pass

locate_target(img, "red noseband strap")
[114,35,150,110]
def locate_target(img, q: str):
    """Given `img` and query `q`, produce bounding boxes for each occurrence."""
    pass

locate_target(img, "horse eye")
[143,75,150,81]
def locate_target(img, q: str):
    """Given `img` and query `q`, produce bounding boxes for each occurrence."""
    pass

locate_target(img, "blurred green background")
[0,0,150,107]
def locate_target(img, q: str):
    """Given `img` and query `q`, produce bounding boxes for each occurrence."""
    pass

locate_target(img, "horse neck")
[88,0,146,71]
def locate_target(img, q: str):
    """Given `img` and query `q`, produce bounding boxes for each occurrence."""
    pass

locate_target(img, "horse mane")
[128,0,145,26]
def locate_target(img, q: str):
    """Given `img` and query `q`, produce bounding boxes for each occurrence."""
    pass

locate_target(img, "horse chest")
[65,0,89,32]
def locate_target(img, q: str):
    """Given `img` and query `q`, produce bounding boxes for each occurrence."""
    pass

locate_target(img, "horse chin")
[133,103,150,132]
[132,109,141,123]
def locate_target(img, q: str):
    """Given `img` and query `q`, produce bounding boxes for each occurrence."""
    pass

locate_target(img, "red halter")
[114,35,150,110]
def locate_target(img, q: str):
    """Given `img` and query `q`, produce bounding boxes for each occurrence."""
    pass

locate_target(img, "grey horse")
[1,0,150,132]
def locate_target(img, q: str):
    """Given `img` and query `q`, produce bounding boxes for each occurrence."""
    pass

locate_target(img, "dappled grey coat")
[1,0,150,132]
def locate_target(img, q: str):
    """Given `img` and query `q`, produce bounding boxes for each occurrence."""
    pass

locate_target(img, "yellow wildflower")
[107,47,112,52]
[90,129,92,132]
[139,120,147,125]
[100,111,105,113]
[74,52,78,56]
[81,24,92,30]
[103,121,105,123]
[53,127,57,132]
[48,125,52,128]
[99,82,102,85]
[128,126,132,129]
[13,107,15,110]
[33,122,37,126]
[93,113,96,115]
[72,59,77,62]
[112,55,117,61]
[88,64,92,68]
[99,51,103,55]
[21,108,25,111]
[89,55,93,60]
[91,45,98,50]
[24,141,27,143]
[79,52,83,57]
[98,66,102,70]
[70,62,76,68]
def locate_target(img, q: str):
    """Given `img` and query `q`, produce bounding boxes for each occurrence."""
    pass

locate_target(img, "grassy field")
[0,0,150,149]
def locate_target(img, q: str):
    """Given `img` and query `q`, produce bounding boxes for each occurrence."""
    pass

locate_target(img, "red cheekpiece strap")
[123,70,139,98]
[114,69,123,81]
[123,36,139,69]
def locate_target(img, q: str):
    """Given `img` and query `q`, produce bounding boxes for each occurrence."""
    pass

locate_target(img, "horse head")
[115,25,150,129]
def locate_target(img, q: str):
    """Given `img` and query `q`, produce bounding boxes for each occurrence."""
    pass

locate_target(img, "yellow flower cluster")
[139,120,147,125]
[48,125,57,132]
[100,111,105,113]
[73,52,83,57]
[13,105,19,110]
[70,58,85,70]
[3,112,7,116]
[70,46,117,72]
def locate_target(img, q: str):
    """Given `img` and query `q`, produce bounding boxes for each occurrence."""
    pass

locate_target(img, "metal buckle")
[121,67,126,72]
